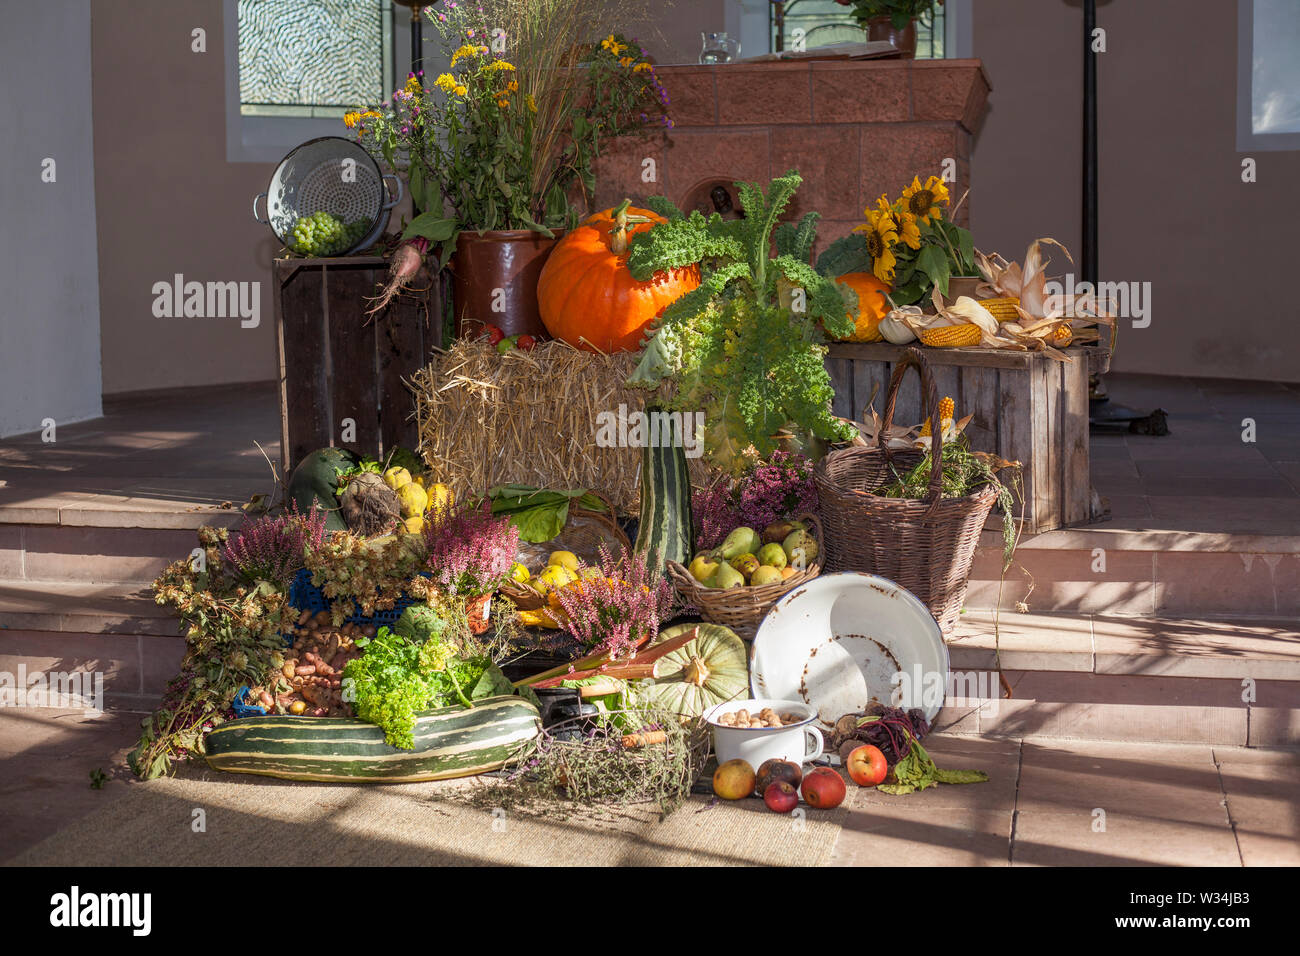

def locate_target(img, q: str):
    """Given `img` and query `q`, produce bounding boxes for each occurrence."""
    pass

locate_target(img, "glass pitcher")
[699,32,740,65]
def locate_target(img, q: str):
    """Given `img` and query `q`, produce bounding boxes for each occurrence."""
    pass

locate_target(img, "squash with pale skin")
[638,622,748,718]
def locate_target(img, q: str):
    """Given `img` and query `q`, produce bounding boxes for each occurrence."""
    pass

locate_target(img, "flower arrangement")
[625,171,856,474]
[421,503,521,598]
[843,0,943,31]
[693,451,819,550]
[549,546,674,659]
[350,0,669,236]
[222,503,328,588]
[845,175,976,306]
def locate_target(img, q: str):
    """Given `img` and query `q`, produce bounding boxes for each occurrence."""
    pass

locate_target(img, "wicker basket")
[814,349,996,634]
[666,513,823,642]
[499,491,631,611]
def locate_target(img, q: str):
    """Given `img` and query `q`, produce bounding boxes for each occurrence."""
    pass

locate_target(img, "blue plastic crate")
[286,567,428,635]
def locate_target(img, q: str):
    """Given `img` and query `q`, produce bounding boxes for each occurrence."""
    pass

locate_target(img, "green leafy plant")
[624,170,856,474]
[847,0,943,31]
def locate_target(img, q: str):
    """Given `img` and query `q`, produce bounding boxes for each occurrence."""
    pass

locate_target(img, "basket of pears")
[666,514,822,641]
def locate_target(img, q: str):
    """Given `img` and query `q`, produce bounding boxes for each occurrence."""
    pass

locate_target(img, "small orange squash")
[537,200,700,353]
[835,272,892,343]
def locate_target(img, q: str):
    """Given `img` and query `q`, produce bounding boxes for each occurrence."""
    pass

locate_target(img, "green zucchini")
[203,695,540,783]
[633,407,694,570]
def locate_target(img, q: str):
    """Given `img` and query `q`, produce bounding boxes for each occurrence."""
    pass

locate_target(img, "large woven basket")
[666,513,823,642]
[499,491,631,611]
[814,349,996,633]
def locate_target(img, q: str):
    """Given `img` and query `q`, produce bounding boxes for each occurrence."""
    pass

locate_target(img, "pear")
[718,526,762,561]
[783,528,819,569]
[758,542,787,569]
[750,565,784,587]
[689,554,720,584]
[729,553,760,579]
[711,560,746,589]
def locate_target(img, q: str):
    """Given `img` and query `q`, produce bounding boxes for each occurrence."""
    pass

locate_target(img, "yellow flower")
[633,62,653,73]
[893,205,922,250]
[853,197,900,284]
[619,56,635,68]
[901,175,950,225]
[404,74,422,94]
[507,80,519,93]
[482,60,516,73]
[526,94,537,113]
[453,84,468,97]
[434,72,458,94]
[343,111,360,128]
[450,44,482,67]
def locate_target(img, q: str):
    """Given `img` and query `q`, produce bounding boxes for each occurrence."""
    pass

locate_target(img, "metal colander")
[253,136,402,256]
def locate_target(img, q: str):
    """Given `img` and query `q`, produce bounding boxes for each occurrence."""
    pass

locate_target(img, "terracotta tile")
[811,60,909,124]
[0,707,142,757]
[1155,551,1300,617]
[1092,615,1300,680]
[965,545,1156,615]
[1016,739,1228,824]
[832,804,1013,866]
[1100,494,1153,521]
[138,635,186,696]
[859,123,963,211]
[716,62,811,126]
[662,129,770,207]
[770,125,860,221]
[658,67,715,127]
[946,611,1093,673]
[1012,810,1240,866]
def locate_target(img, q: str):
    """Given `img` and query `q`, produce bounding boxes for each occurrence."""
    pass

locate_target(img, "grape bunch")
[288,210,371,257]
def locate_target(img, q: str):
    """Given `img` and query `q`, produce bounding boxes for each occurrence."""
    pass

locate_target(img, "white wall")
[0,0,103,437]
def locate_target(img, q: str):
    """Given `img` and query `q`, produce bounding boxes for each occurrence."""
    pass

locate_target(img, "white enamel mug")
[704,698,824,768]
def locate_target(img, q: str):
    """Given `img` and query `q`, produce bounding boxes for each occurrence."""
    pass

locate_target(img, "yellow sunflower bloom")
[853,199,900,284]
[343,111,360,128]
[901,175,950,225]
[893,205,922,250]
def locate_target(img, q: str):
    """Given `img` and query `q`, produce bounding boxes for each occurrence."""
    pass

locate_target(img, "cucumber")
[203,695,540,783]
[633,408,694,569]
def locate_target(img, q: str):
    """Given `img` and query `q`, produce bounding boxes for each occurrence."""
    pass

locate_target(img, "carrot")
[622,730,668,749]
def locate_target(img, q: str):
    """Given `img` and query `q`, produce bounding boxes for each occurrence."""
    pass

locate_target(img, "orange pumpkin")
[835,272,892,343]
[537,201,700,353]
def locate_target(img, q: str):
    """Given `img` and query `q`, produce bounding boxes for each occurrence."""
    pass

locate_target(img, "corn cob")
[919,323,981,347]
[979,296,1021,322]
[921,396,956,437]
[1052,324,1073,347]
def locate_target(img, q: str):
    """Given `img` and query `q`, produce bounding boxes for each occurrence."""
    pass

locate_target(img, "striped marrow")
[203,695,540,783]
[634,407,694,570]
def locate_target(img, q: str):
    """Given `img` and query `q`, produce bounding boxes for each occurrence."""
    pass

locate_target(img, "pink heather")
[422,503,520,597]
[223,502,327,587]
[551,545,673,658]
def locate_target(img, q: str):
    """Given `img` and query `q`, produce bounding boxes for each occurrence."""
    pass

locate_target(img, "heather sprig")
[222,503,327,588]
[423,503,521,597]
[550,545,674,659]
[692,450,818,550]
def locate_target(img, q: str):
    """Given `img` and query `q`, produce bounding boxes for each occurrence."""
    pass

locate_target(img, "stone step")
[966,526,1300,617]
[0,580,176,635]
[0,524,208,587]
[934,611,1300,748]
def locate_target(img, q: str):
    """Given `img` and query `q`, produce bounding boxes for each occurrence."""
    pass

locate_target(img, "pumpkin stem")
[610,199,633,255]
[682,654,709,687]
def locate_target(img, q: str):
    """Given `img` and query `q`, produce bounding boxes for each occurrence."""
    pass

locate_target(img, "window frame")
[1237,0,1300,152]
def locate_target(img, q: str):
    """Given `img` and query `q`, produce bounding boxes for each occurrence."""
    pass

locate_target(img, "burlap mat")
[8,769,846,867]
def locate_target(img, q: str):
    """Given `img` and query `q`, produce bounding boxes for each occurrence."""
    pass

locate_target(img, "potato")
[288,700,307,716]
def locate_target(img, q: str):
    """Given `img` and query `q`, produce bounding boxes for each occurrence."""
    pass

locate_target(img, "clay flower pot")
[465,592,493,635]
[867,16,918,59]
[449,229,562,340]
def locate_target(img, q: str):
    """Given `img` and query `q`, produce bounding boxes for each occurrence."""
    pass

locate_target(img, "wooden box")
[825,343,1096,534]
[274,256,439,476]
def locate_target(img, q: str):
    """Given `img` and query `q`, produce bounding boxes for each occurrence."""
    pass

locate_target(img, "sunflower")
[893,204,922,250]
[853,199,900,283]
[343,111,360,129]
[901,175,950,225]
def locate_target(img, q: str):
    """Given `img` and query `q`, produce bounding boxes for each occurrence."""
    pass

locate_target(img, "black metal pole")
[1082,0,1098,288]
[774,2,785,52]
[411,5,423,77]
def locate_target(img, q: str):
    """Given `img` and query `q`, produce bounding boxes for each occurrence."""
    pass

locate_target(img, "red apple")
[764,781,799,814]
[845,744,888,787]
[756,758,803,796]
[800,767,847,809]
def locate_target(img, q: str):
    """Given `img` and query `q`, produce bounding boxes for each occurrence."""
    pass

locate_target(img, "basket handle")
[252,192,269,224]
[877,347,945,511]
[381,174,404,210]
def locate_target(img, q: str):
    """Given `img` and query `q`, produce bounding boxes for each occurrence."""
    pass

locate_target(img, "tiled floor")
[3,707,1295,866]
[1090,374,1300,534]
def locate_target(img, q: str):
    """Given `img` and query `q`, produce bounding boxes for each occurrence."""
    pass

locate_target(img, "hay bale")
[411,339,713,515]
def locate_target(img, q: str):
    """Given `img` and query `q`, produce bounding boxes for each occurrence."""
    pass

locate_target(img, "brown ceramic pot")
[867,16,918,59]
[449,229,562,340]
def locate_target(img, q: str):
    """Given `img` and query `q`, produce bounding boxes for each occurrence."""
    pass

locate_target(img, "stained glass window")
[770,1,946,59]
[238,0,393,116]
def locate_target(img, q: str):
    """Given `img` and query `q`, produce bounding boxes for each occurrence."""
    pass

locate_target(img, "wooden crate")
[825,343,1097,534]
[274,256,439,476]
